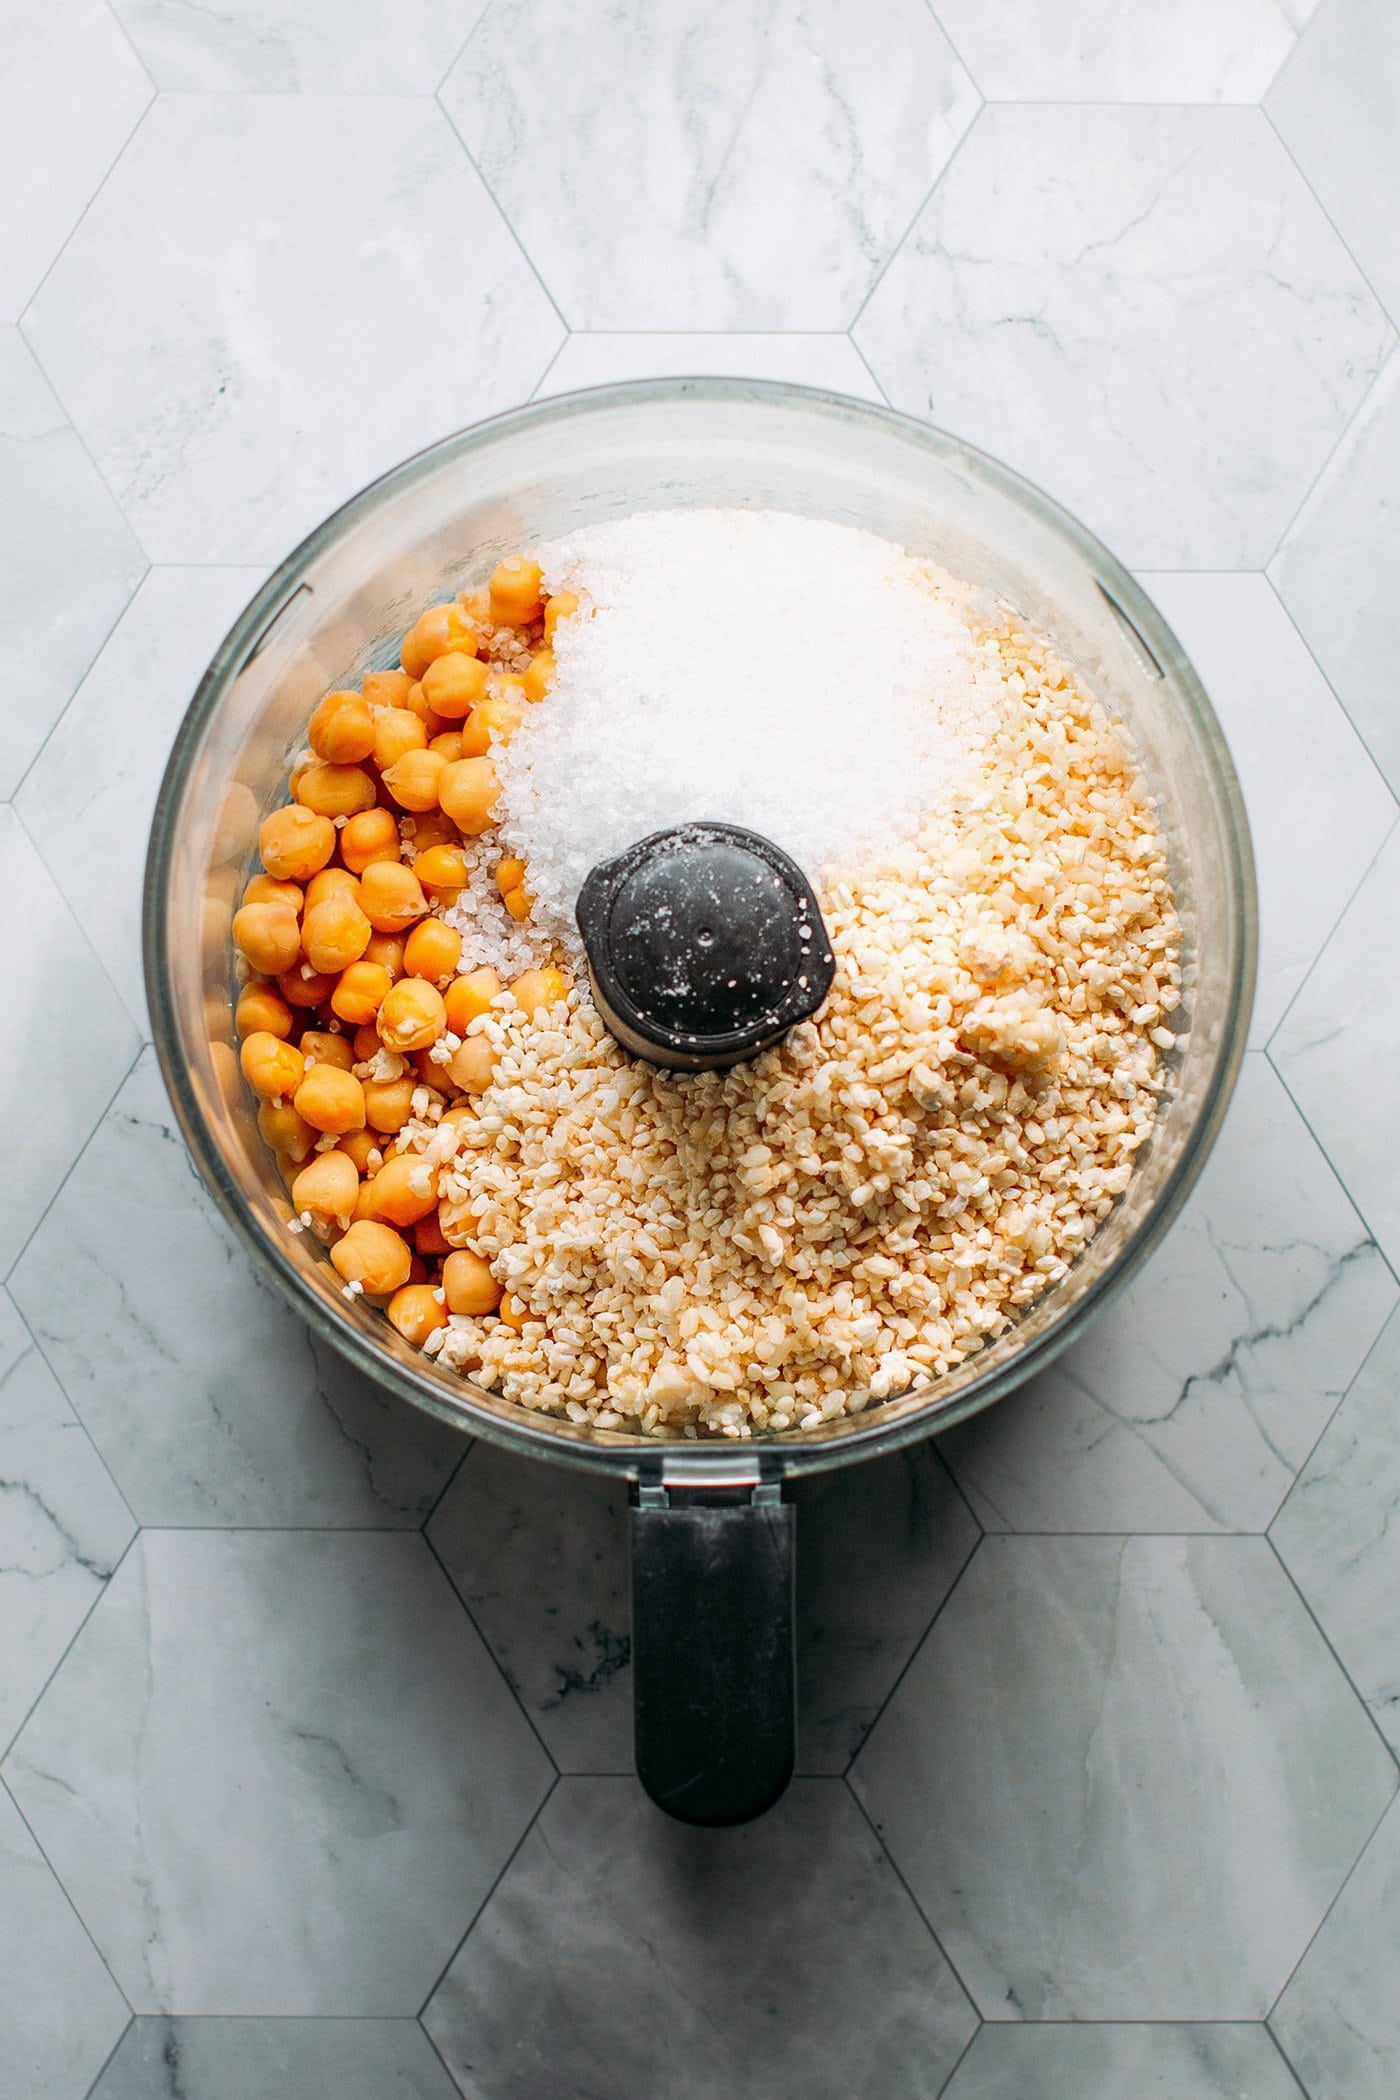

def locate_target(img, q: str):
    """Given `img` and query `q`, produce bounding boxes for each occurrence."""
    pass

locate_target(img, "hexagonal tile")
[9,1052,466,1527]
[934,0,1295,101]
[92,2016,458,2099]
[1270,349,1400,797]
[1139,571,1397,1042]
[855,107,1393,568]
[2,1529,553,2014]
[15,564,262,1032]
[940,1055,1395,1534]
[424,1777,976,2099]
[441,0,980,330]
[23,95,563,564]
[1272,1302,1400,1753]
[0,329,146,799]
[535,332,886,402]
[0,1287,134,1758]
[852,1536,1396,2019]
[942,2022,1305,2100]
[0,807,142,1279]
[1271,822,1400,1270]
[1268,0,1400,327]
[109,0,489,92]
[1271,1792,1400,2100]
[0,1781,129,2097]
[0,0,151,322]
[429,1440,978,1777]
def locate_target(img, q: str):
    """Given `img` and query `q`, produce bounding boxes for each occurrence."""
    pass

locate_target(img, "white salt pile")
[495,509,1005,955]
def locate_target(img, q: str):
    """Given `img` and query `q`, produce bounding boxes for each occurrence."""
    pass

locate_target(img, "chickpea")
[438,756,501,836]
[331,959,393,1026]
[361,669,414,709]
[301,892,373,974]
[444,967,501,1035]
[341,806,401,874]
[366,1151,440,1226]
[544,590,579,640]
[381,747,447,813]
[422,651,489,721]
[304,866,359,910]
[278,965,339,1010]
[308,690,375,765]
[330,1220,411,1296]
[337,1129,381,1174]
[442,1249,502,1317]
[236,981,293,1039]
[511,966,568,1019]
[489,556,543,628]
[352,1022,383,1063]
[459,693,522,758]
[503,884,533,922]
[359,861,428,934]
[232,901,301,976]
[363,1076,416,1133]
[243,874,303,913]
[257,1096,317,1162]
[378,977,447,1053]
[429,731,464,762]
[401,603,478,682]
[402,682,447,738]
[414,1210,452,1257]
[294,762,377,819]
[353,1177,381,1222]
[448,1037,495,1093]
[403,918,462,986]
[438,1196,484,1249]
[386,1283,448,1348]
[406,807,458,851]
[413,843,470,896]
[241,1030,305,1101]
[298,1029,355,1072]
[259,804,335,881]
[293,1063,366,1135]
[372,707,428,772]
[362,931,406,977]
[457,587,491,625]
[498,1292,528,1332]
[522,648,555,704]
[495,856,527,899]
[291,1150,360,1227]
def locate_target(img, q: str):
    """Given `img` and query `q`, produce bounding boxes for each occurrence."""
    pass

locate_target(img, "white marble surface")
[856,105,1393,567]
[3,3,1399,2092]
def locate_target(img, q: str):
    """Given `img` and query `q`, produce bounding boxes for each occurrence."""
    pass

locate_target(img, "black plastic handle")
[630,1482,795,1826]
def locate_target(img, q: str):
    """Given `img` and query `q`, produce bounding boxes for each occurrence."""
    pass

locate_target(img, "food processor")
[145,380,1256,1825]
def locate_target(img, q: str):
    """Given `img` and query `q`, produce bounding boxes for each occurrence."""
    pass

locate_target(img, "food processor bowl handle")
[629,1474,795,1825]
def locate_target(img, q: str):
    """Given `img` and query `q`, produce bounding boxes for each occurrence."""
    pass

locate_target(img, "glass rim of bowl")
[144,375,1258,1480]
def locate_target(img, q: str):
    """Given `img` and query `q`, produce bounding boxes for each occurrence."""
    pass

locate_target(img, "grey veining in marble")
[534,331,886,403]
[856,104,1393,568]
[853,1535,1397,2019]
[1272,1302,1400,1751]
[109,0,489,93]
[0,1287,134,1758]
[0,1780,129,2099]
[430,1440,979,1778]
[942,1055,1394,1533]
[1271,350,1400,798]
[442,0,980,331]
[1268,0,1400,326]
[23,94,563,564]
[1272,1792,1400,2100]
[934,0,1296,102]
[15,564,261,1032]
[10,1052,465,1527]
[1140,570,1397,1042]
[0,0,152,323]
[92,2015,459,2099]
[1272,822,1400,1271]
[3,1528,553,2014]
[2,806,142,1279]
[0,329,147,800]
[424,1777,976,2100]
[942,2020,1305,2099]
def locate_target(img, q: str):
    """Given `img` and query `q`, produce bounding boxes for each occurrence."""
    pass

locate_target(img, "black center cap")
[576,823,836,1070]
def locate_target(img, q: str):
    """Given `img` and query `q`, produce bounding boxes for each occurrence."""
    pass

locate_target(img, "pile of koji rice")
[234,509,1179,1438]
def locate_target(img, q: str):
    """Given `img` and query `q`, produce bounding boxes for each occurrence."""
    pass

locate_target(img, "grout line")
[846,331,896,407]
[432,97,572,338]
[16,89,157,336]
[80,2015,135,2100]
[840,1531,984,1779]
[1261,104,1400,334]
[421,1527,560,1777]
[843,1771,983,2025]
[848,102,987,338]
[0,1532,141,1764]
[0,1280,140,1547]
[9,794,145,1036]
[1262,1765,1397,2022]
[1260,339,1397,576]
[1,1762,137,2019]
[415,1773,558,2020]
[2,1038,146,1292]
[421,1440,476,1530]
[919,0,981,94]
[96,0,158,92]
[1264,1048,1400,1301]
[933,2022,983,2100]
[527,335,570,402]
[1263,1536,1400,1779]
[1259,573,1400,806]
[1264,2015,1317,2100]
[1265,812,1397,1060]
[432,2,489,98]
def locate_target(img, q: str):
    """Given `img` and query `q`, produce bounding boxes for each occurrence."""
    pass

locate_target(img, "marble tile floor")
[4,0,1400,2094]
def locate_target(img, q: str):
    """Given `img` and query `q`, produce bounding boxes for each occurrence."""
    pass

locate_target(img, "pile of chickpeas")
[233,555,576,1352]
